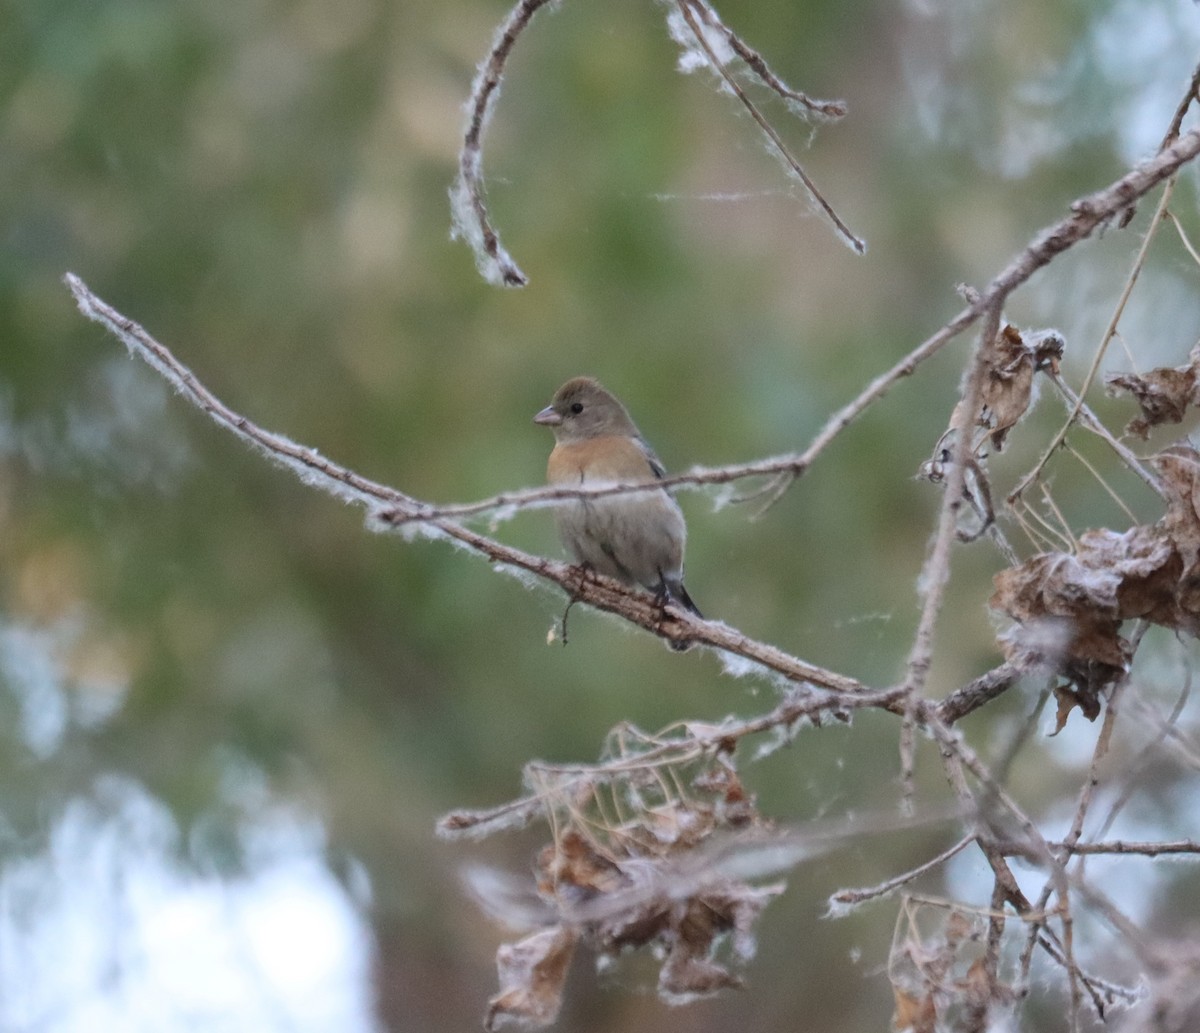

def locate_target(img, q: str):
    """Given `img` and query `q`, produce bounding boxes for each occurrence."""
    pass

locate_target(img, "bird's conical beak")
[533,405,561,426]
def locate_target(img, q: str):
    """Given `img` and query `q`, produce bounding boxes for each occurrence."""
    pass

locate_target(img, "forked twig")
[829,833,975,909]
[673,0,865,253]
[685,1,846,120]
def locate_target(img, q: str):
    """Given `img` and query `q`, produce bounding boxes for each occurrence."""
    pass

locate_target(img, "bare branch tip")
[63,271,91,310]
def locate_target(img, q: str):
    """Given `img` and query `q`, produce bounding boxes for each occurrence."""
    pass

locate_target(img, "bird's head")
[534,377,639,442]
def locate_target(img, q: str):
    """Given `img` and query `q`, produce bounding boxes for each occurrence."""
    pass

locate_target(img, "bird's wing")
[636,436,667,480]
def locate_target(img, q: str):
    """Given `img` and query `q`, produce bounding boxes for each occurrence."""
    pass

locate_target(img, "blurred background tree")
[3,0,1200,1030]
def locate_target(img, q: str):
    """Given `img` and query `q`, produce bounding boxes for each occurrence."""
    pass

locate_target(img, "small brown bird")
[534,377,702,632]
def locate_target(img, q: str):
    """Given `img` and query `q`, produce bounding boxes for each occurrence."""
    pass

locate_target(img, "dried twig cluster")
[447,726,774,1029]
[62,7,1200,1031]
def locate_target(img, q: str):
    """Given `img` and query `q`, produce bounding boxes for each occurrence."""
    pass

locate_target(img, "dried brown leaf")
[485,925,579,1031]
[657,887,777,1007]
[930,326,1062,475]
[659,951,743,1002]
[1050,681,1102,735]
[960,956,1017,1012]
[976,325,1065,450]
[475,748,782,1024]
[1106,343,1200,438]
[642,800,718,850]
[961,957,992,1010]
[596,901,673,956]
[1155,445,1200,555]
[991,551,1129,672]
[692,762,757,827]
[989,447,1200,725]
[657,895,744,1002]
[980,325,1038,451]
[537,830,627,900]
[892,986,937,1033]
[591,876,780,1004]
[943,910,975,949]
[990,520,1191,716]
[888,906,1008,1030]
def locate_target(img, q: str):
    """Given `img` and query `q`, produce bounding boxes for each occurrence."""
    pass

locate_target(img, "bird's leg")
[559,596,575,646]
[651,580,671,610]
[653,573,693,652]
[652,567,683,612]
[650,577,675,639]
[559,562,595,646]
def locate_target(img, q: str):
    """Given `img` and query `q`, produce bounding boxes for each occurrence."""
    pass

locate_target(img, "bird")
[534,377,702,645]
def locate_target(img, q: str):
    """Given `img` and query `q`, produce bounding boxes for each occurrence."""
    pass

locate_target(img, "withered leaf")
[590,877,779,1005]
[473,748,781,1026]
[1106,343,1200,439]
[692,763,757,827]
[990,446,1200,730]
[980,325,1037,451]
[892,986,937,1033]
[991,524,1189,656]
[943,910,975,949]
[657,897,744,1002]
[992,555,1126,669]
[485,925,579,1031]
[659,951,743,1001]
[992,532,1158,722]
[977,325,1064,451]
[961,957,992,1010]
[537,830,627,900]
[642,800,718,850]
[1050,682,1102,735]
[1155,445,1200,557]
[958,956,1016,1013]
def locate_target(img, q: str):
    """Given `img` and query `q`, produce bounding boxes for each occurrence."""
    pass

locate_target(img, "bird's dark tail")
[654,575,703,651]
[672,581,703,620]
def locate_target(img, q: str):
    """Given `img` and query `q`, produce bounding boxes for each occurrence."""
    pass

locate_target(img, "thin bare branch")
[452,0,863,282]
[898,301,1003,810]
[935,662,1026,726]
[1046,372,1164,498]
[673,0,865,253]
[1160,59,1200,150]
[442,694,919,839]
[400,128,1200,528]
[1055,839,1200,857]
[450,0,557,287]
[1168,209,1200,269]
[829,833,975,908]
[64,273,869,693]
[1095,652,1193,842]
[1010,175,1178,503]
[685,0,847,121]
[905,302,1004,696]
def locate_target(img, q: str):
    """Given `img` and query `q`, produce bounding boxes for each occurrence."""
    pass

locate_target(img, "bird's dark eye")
[570,402,584,414]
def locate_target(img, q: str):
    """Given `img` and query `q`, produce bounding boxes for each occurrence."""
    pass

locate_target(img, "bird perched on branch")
[534,377,702,646]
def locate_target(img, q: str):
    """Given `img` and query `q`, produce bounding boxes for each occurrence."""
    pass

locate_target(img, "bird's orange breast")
[546,436,656,485]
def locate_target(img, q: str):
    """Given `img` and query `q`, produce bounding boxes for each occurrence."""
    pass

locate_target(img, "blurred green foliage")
[4,0,1200,1029]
